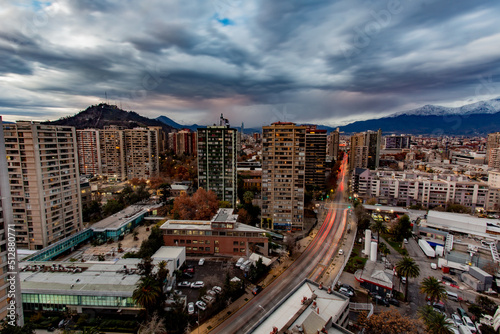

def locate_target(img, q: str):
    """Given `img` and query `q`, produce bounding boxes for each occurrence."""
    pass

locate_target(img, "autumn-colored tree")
[357,309,419,334]
[172,188,219,220]
[148,176,166,190]
[367,197,377,205]
[237,208,251,225]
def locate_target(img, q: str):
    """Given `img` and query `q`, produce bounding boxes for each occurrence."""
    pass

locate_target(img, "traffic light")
[348,205,351,209]
[326,195,329,199]
[349,196,352,200]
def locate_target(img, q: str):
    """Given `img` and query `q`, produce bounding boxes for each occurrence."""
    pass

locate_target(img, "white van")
[446,290,459,302]
[236,257,245,268]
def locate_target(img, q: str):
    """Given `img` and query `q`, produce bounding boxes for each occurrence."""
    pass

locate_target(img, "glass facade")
[22,293,135,310]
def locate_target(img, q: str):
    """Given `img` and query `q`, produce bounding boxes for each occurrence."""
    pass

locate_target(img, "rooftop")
[91,205,158,231]
[212,208,238,223]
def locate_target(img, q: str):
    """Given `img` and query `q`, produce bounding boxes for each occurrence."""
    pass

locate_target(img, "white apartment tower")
[2,121,83,250]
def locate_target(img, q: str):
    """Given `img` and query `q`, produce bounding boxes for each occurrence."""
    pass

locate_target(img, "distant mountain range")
[338,97,500,135]
[47,98,500,136]
[46,103,174,132]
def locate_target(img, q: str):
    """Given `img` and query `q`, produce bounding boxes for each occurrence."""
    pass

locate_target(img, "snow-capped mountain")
[391,97,500,117]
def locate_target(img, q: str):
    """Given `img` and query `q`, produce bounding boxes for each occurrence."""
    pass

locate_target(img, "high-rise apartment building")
[487,132,500,168]
[349,129,382,170]
[124,127,159,179]
[0,117,23,325]
[261,122,306,231]
[98,126,126,181]
[327,128,340,160]
[197,114,238,207]
[168,129,197,156]
[305,126,327,190]
[384,135,411,149]
[2,121,83,250]
[77,126,160,181]
[76,129,100,176]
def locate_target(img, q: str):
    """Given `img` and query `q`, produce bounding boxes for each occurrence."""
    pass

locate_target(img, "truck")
[418,239,436,258]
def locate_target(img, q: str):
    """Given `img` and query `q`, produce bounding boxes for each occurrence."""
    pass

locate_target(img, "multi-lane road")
[210,157,350,334]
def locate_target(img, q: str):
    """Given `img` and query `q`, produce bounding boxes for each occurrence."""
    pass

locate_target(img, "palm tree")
[420,276,447,304]
[157,260,169,289]
[370,220,387,245]
[133,276,162,318]
[418,305,454,334]
[395,256,420,301]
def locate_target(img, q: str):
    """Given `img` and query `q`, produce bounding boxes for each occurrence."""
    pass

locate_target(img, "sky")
[1,0,500,127]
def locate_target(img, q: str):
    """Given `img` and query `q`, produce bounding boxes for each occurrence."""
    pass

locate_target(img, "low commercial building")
[248,279,352,334]
[161,208,268,256]
[354,260,395,296]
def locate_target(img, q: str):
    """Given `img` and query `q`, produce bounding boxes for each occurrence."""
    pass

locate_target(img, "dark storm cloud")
[0,0,499,126]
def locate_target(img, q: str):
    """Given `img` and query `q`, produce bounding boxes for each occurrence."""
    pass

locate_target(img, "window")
[233,248,239,252]
[215,247,219,253]
[205,247,210,251]
[233,241,238,246]
[240,248,245,253]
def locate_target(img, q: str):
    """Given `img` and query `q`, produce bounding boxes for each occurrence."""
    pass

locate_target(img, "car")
[207,289,217,297]
[401,277,407,284]
[338,249,344,255]
[252,285,263,295]
[201,295,216,304]
[404,238,408,244]
[340,284,354,292]
[442,276,458,285]
[182,272,194,279]
[184,267,195,274]
[187,302,195,315]
[339,287,354,297]
[431,263,437,270]
[387,298,400,307]
[196,300,207,311]
[236,257,245,267]
[457,307,468,319]
[198,258,205,266]
[452,313,464,327]
[191,281,204,289]
[372,295,390,307]
[178,281,191,288]
[462,316,477,333]
[212,286,222,294]
[432,301,445,313]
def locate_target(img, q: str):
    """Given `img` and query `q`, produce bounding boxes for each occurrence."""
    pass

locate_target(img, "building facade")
[261,122,306,231]
[0,117,23,325]
[76,129,100,176]
[349,129,382,170]
[2,122,83,250]
[98,126,126,181]
[327,128,340,160]
[487,132,500,166]
[197,115,238,207]
[161,209,268,256]
[168,129,197,156]
[124,127,160,179]
[305,126,327,190]
[384,135,411,149]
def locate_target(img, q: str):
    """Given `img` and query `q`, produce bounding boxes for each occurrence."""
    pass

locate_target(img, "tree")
[130,178,147,186]
[396,256,420,302]
[0,321,35,334]
[243,191,254,204]
[102,199,124,216]
[157,260,169,290]
[357,309,419,334]
[371,220,387,245]
[393,215,412,241]
[158,183,171,203]
[132,276,162,318]
[138,312,166,334]
[237,208,252,225]
[367,197,377,205]
[420,276,447,304]
[475,295,497,315]
[218,200,231,208]
[172,188,219,220]
[418,305,454,334]
[137,256,154,278]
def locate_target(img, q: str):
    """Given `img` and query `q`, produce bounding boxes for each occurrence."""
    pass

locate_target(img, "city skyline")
[1,1,500,127]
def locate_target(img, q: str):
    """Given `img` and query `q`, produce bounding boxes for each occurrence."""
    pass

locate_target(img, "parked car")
[430,263,437,270]
[457,308,468,319]
[236,257,245,267]
[182,272,194,279]
[372,295,390,307]
[451,313,463,327]
[442,276,458,285]
[196,300,207,311]
[198,258,205,266]
[387,298,400,307]
[178,281,191,288]
[184,267,195,274]
[339,287,354,297]
[212,286,222,294]
[207,289,217,297]
[338,249,344,255]
[187,302,195,315]
[201,295,215,304]
[340,284,354,292]
[191,281,204,289]
[252,285,263,295]
[462,316,477,333]
[401,277,407,284]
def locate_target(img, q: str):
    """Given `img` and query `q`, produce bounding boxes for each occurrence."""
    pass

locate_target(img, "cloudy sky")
[1,0,500,127]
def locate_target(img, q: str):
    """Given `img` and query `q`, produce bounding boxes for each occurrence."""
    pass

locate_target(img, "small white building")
[151,246,186,274]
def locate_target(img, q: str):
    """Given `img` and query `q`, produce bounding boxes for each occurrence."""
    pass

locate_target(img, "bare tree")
[138,312,167,334]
